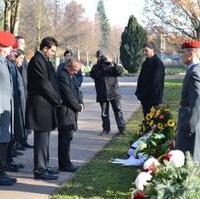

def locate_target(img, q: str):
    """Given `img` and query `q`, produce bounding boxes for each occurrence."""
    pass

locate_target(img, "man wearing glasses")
[176,40,200,164]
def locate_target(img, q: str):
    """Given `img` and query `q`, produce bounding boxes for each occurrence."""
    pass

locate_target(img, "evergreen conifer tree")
[120,15,147,73]
[97,0,110,50]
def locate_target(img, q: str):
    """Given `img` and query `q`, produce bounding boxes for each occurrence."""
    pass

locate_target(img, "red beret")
[12,40,18,49]
[181,40,200,49]
[0,31,16,48]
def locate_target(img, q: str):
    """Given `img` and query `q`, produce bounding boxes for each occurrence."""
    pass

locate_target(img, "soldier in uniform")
[176,40,200,163]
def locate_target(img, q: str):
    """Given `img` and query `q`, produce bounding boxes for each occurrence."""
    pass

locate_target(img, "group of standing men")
[1,28,200,186]
[0,33,85,185]
[0,32,34,186]
[0,31,127,185]
[135,40,200,165]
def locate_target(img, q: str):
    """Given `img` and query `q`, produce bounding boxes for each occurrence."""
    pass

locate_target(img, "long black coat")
[57,68,83,138]
[25,51,61,131]
[90,56,123,102]
[135,54,165,105]
[8,59,26,139]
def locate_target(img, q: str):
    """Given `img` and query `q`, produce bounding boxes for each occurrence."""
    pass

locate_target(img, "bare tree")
[108,26,123,63]
[3,0,21,34]
[19,0,54,52]
[144,0,200,39]
[60,0,86,50]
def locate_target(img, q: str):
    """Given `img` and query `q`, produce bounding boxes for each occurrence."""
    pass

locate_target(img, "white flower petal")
[143,157,160,171]
[135,172,152,190]
[168,150,185,167]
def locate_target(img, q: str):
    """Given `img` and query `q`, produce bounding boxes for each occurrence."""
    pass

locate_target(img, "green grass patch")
[52,79,183,199]
[165,66,185,75]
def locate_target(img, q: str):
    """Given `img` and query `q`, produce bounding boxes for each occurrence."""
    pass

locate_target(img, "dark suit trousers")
[58,132,72,169]
[0,143,8,175]
[100,99,125,131]
[34,131,49,171]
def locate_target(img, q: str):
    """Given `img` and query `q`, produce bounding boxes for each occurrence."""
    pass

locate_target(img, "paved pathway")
[0,77,140,199]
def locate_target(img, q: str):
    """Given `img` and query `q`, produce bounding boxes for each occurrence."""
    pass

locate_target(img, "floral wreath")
[134,106,176,158]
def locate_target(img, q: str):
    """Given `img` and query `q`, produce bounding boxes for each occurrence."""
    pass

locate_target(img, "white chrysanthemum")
[135,172,152,190]
[168,150,185,167]
[143,157,160,172]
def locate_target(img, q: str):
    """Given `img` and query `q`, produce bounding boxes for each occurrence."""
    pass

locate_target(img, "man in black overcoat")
[25,37,61,180]
[135,42,165,117]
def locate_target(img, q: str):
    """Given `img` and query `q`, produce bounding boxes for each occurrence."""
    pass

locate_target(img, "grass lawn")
[52,79,183,199]
[165,66,185,75]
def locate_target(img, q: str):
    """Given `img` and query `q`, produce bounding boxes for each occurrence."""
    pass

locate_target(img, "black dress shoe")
[0,177,16,186]
[12,150,24,156]
[118,127,126,135]
[22,142,34,148]
[10,161,25,169]
[46,167,59,174]
[15,143,25,151]
[59,165,79,172]
[99,130,110,136]
[34,170,58,180]
[3,175,17,183]
[6,164,19,172]
[0,175,17,186]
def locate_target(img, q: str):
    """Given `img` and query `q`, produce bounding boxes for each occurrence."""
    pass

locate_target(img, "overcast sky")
[64,0,145,28]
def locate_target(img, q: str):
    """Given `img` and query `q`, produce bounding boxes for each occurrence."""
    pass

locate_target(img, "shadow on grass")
[53,133,141,199]
[52,79,181,199]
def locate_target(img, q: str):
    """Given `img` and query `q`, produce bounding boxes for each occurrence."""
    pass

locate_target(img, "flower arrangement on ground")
[131,150,200,199]
[134,106,176,158]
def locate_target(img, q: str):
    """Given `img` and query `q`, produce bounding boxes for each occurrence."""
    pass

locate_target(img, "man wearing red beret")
[0,31,17,185]
[176,40,200,163]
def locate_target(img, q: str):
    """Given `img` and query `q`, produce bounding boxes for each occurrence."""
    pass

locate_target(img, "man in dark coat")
[15,36,33,149]
[26,37,61,180]
[175,40,200,163]
[6,49,26,171]
[57,59,83,172]
[90,50,126,135]
[57,49,83,87]
[135,42,165,117]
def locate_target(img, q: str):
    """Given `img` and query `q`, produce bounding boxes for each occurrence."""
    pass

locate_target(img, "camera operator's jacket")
[90,56,124,103]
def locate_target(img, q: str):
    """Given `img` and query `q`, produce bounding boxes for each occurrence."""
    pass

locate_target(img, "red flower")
[159,115,164,120]
[134,191,146,199]
[163,152,172,161]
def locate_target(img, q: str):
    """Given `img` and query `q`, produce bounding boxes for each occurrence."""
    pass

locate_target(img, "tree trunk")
[12,0,21,35]
[4,0,22,33]
[4,0,11,31]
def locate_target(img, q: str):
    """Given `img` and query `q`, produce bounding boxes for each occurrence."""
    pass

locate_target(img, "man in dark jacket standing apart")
[90,50,126,135]
[135,42,165,117]
[26,37,61,180]
[57,59,83,172]
[175,40,200,163]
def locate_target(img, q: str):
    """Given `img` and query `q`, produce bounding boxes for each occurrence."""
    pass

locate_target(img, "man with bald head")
[57,59,84,172]
[176,40,200,163]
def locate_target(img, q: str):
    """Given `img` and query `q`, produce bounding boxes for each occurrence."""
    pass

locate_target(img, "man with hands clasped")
[57,59,84,172]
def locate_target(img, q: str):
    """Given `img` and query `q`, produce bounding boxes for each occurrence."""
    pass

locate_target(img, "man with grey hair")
[176,40,200,163]
[57,58,84,172]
